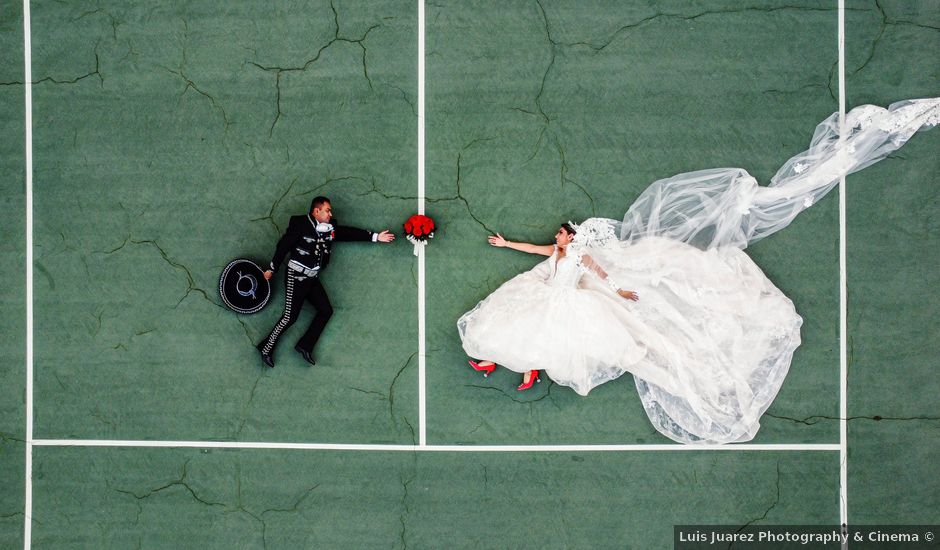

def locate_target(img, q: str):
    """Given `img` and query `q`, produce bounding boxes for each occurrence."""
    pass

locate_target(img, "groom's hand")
[377,230,395,243]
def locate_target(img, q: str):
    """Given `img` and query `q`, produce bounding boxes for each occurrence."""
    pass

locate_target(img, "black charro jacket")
[269,214,375,274]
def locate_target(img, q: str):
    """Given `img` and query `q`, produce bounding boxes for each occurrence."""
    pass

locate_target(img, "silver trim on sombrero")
[219,259,271,314]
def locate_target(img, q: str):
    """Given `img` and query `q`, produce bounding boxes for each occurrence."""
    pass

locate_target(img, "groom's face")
[312,202,332,223]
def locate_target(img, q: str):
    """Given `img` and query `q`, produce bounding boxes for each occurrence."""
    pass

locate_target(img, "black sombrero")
[219,259,271,314]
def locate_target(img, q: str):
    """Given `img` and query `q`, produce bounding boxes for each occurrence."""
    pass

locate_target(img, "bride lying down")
[458,98,940,444]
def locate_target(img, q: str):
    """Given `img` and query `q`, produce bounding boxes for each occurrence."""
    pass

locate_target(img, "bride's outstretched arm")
[579,254,639,301]
[488,233,555,256]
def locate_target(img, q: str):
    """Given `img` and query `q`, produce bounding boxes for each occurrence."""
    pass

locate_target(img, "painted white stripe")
[837,0,849,539]
[31,439,840,452]
[417,0,427,446]
[23,1,33,548]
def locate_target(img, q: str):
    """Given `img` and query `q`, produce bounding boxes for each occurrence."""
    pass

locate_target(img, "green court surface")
[3,1,939,548]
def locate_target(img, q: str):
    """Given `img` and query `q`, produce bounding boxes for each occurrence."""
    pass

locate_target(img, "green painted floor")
[2,0,938,548]
[29,447,836,549]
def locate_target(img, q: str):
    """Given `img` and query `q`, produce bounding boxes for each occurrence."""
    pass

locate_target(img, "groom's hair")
[561,222,577,235]
[310,196,330,212]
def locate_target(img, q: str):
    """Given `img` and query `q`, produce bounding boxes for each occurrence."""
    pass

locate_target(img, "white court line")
[837,0,849,538]
[31,439,840,452]
[416,0,427,447]
[22,1,34,548]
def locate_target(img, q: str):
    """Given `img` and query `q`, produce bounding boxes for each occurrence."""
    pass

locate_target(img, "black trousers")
[258,270,333,355]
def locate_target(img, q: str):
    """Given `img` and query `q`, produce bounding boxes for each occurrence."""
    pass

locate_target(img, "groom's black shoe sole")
[259,351,275,369]
[295,346,316,366]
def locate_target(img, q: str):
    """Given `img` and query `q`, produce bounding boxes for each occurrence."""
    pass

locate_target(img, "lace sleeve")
[576,253,620,292]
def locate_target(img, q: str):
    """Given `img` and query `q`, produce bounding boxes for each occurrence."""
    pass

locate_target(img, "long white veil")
[621,98,939,250]
[580,98,938,443]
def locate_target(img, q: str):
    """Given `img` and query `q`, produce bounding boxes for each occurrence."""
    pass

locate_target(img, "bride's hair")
[561,222,578,235]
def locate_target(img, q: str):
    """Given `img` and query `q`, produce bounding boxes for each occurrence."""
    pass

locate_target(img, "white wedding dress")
[458,98,939,444]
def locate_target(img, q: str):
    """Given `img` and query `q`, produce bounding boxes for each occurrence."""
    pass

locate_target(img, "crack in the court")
[296,175,371,198]
[236,316,255,347]
[1,42,103,87]
[34,261,55,291]
[117,460,321,548]
[162,19,231,130]
[256,483,321,549]
[544,380,562,410]
[762,83,829,97]
[350,387,388,400]
[91,408,118,434]
[511,1,597,216]
[398,473,415,550]
[852,0,940,77]
[729,461,780,549]
[227,466,266,546]
[251,176,300,236]
[0,432,26,444]
[357,170,492,218]
[356,176,420,202]
[464,381,553,404]
[89,307,105,337]
[385,82,418,117]
[825,59,839,103]
[250,0,380,137]
[234,370,268,440]
[852,0,889,76]
[115,459,226,512]
[52,372,69,392]
[226,465,323,549]
[453,140,501,234]
[73,4,122,41]
[101,236,220,309]
[353,137,502,232]
[532,0,556,125]
[389,352,418,426]
[766,413,940,425]
[557,5,863,53]
[517,1,859,206]
[356,157,515,231]
[551,133,596,215]
[402,416,417,446]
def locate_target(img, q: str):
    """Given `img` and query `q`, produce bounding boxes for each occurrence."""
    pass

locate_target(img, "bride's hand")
[488,233,508,247]
[618,289,639,301]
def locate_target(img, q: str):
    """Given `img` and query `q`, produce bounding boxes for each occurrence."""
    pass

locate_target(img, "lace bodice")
[546,247,617,290]
[547,251,583,288]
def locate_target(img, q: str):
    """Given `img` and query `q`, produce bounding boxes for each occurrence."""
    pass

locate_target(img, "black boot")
[257,344,275,369]
[295,345,316,366]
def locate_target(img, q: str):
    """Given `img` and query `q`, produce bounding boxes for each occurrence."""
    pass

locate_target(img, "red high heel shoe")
[468,360,497,377]
[517,370,541,391]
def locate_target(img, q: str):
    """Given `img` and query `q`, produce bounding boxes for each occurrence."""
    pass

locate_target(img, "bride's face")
[555,227,575,247]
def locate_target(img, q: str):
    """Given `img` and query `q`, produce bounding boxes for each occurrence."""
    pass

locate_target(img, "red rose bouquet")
[404,214,436,255]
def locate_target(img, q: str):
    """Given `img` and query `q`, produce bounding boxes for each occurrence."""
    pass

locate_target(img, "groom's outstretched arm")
[334,224,395,243]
